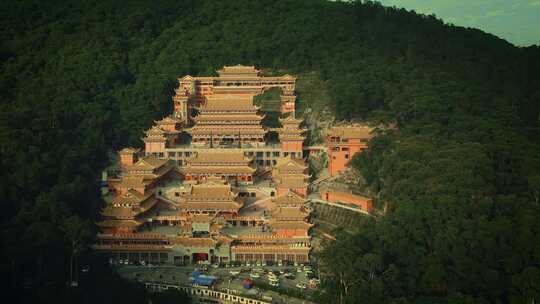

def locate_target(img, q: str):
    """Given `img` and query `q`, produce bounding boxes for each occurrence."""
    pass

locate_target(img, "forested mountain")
[1,0,539,303]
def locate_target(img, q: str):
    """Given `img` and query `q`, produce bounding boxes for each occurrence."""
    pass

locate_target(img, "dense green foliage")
[1,0,539,303]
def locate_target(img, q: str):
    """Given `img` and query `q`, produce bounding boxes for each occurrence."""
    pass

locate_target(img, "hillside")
[1,0,539,303]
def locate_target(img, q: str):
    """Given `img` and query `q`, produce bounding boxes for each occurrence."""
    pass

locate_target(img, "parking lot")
[116,263,319,303]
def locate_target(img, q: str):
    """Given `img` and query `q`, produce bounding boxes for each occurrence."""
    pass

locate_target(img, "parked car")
[229,270,241,276]
[269,281,280,287]
[296,283,307,289]
[250,272,261,279]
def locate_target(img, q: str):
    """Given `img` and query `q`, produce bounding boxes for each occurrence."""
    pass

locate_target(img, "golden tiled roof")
[279,115,303,125]
[110,189,148,205]
[217,65,260,75]
[194,114,264,122]
[103,190,158,218]
[101,206,136,218]
[145,126,166,136]
[271,206,308,220]
[327,125,374,139]
[180,201,242,211]
[199,94,259,111]
[274,157,307,171]
[187,126,266,136]
[187,181,235,198]
[117,176,147,188]
[273,190,307,206]
[126,156,168,171]
[187,150,251,164]
[181,166,256,175]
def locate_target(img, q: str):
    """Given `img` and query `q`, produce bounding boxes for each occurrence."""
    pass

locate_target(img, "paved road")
[116,264,317,304]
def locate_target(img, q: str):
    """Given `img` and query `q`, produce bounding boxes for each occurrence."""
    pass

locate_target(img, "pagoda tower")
[186,94,266,146]
[143,126,167,155]
[272,115,307,156]
[272,157,310,197]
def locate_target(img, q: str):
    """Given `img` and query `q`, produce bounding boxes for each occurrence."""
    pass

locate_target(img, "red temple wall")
[281,141,303,153]
[322,191,373,213]
[145,141,166,153]
[327,141,368,176]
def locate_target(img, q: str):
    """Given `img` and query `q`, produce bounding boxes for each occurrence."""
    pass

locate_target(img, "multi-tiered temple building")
[95,65,313,265]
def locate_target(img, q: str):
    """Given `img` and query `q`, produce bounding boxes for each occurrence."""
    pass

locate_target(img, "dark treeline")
[0,0,539,303]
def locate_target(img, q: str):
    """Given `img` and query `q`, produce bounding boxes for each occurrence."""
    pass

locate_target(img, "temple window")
[168,152,176,157]
[345,154,350,159]
[266,152,271,157]
[273,152,280,157]
[256,152,263,157]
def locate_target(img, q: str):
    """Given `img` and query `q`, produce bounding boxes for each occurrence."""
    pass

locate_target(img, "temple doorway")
[192,253,209,263]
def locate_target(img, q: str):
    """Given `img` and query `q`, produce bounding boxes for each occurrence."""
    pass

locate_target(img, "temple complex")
[95,65,313,265]
[174,65,296,124]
